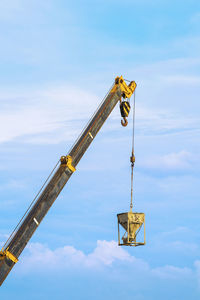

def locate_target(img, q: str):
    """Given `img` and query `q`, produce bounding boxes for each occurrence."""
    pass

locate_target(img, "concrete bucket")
[117,211,145,246]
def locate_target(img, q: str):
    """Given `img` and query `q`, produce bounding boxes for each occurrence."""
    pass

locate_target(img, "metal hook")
[121,117,128,127]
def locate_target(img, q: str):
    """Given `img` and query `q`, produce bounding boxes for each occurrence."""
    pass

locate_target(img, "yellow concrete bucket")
[117,211,145,246]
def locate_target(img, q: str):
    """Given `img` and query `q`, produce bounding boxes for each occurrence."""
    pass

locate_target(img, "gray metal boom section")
[0,85,122,286]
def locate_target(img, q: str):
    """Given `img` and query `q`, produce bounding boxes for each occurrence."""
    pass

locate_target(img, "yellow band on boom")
[0,248,18,263]
[60,155,76,172]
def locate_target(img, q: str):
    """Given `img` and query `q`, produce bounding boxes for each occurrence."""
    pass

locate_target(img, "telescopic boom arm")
[0,76,136,286]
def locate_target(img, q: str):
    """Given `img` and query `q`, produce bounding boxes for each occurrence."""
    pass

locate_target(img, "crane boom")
[0,76,136,286]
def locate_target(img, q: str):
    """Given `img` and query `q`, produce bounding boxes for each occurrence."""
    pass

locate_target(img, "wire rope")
[2,159,60,250]
[130,91,136,211]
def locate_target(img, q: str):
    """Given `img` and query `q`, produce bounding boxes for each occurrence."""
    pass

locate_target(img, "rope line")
[2,159,60,251]
[130,91,136,211]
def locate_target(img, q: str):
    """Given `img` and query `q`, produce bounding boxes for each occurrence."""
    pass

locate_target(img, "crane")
[0,76,138,286]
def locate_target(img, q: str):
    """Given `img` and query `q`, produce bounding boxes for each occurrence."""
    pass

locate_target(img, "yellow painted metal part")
[117,211,145,247]
[123,106,129,116]
[0,248,18,263]
[111,75,137,99]
[123,102,130,115]
[60,155,76,172]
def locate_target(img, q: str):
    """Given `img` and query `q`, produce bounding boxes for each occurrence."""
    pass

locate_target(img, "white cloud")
[138,150,198,173]
[86,240,133,267]
[135,106,199,136]
[165,75,200,86]
[147,226,200,256]
[0,0,51,22]
[167,241,198,253]
[151,239,199,256]
[140,150,192,170]
[16,239,195,283]
[162,226,191,235]
[158,227,200,242]
[0,83,198,146]
[19,240,133,273]
[0,85,99,144]
[131,56,200,118]
[0,179,26,191]
[152,265,192,280]
[0,54,199,146]
[134,57,200,77]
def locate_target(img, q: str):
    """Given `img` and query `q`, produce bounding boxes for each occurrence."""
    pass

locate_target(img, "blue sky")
[0,0,200,299]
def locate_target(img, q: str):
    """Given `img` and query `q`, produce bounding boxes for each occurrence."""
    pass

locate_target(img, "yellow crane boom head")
[111,75,137,127]
[111,75,137,100]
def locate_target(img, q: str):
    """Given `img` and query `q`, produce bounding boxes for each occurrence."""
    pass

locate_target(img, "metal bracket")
[0,248,18,263]
[60,155,76,173]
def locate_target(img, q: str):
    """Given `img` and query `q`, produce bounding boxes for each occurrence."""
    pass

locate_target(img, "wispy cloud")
[152,265,192,280]
[148,226,200,256]
[17,240,195,283]
[0,179,26,191]
[0,83,198,146]
[0,0,51,22]
[0,85,99,144]
[19,240,133,272]
[138,150,199,174]
[135,106,199,136]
